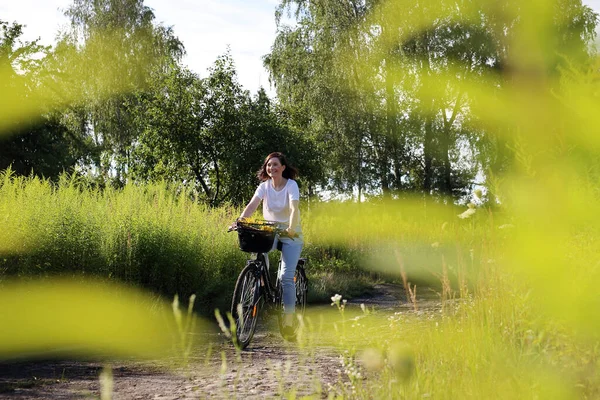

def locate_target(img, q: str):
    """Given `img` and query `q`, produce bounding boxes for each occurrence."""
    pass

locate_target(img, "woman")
[236,152,303,333]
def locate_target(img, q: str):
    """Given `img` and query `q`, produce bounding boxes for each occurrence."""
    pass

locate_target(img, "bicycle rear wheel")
[231,263,261,349]
[295,266,308,314]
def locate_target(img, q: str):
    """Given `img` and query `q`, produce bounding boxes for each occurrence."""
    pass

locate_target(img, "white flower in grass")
[331,294,342,306]
[99,366,113,400]
[360,348,385,372]
[458,208,476,219]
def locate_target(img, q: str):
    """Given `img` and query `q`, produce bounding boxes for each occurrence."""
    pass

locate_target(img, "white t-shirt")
[254,179,301,231]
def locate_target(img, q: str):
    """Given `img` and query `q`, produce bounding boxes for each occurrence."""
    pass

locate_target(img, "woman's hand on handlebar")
[227,221,237,232]
[284,227,297,238]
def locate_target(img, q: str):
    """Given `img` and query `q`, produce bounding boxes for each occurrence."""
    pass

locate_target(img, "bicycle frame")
[254,252,280,305]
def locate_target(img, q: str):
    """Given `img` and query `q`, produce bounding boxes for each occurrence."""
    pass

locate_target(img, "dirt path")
[0,284,437,399]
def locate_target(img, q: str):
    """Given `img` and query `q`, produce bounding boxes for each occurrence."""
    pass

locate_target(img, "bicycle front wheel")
[231,263,261,349]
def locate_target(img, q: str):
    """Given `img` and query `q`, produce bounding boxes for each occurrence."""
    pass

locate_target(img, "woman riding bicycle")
[235,152,303,336]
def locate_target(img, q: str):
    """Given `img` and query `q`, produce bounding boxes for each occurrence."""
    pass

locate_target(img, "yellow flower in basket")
[238,217,276,232]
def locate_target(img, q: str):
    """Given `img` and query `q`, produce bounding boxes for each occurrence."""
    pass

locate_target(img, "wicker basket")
[237,224,276,253]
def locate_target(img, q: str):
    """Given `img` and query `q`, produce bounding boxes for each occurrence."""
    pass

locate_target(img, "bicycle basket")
[237,222,276,253]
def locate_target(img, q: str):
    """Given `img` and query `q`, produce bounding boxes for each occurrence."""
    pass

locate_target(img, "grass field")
[0,171,374,312]
[1,168,598,398]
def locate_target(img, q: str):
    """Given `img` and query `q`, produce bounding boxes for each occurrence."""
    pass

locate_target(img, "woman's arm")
[240,195,262,219]
[287,199,300,236]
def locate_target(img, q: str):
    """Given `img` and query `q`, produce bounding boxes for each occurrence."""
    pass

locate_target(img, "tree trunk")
[382,63,395,197]
[441,128,451,195]
[357,132,363,203]
[381,24,398,198]
[423,112,434,194]
[440,92,464,196]
[422,32,434,195]
[192,161,211,201]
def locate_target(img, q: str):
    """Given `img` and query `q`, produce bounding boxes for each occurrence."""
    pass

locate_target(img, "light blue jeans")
[272,234,303,314]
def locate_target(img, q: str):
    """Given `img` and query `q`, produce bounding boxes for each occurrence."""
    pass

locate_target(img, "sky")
[2,0,600,97]
[0,0,282,96]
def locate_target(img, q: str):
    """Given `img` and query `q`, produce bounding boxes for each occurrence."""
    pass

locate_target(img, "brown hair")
[257,152,298,181]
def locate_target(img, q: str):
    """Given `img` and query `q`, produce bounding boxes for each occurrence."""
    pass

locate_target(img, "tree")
[0,20,48,133]
[266,0,382,200]
[58,0,184,186]
[130,52,321,205]
[0,20,91,178]
[0,114,91,179]
[266,0,598,202]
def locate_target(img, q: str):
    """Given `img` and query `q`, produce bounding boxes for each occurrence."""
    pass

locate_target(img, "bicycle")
[228,218,308,349]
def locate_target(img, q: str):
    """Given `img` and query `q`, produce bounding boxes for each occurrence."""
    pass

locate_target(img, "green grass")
[0,172,240,312]
[0,170,374,313]
[1,170,599,399]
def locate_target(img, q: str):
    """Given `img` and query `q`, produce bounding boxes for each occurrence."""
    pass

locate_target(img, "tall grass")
[0,170,244,311]
[1,0,599,395]
[1,166,598,398]
[265,191,598,399]
[2,176,599,398]
[0,170,373,312]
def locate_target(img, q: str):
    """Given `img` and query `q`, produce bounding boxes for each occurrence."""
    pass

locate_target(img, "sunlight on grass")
[1,0,599,397]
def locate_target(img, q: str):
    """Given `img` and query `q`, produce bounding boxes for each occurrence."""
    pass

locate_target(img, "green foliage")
[0,173,368,313]
[0,21,88,178]
[57,0,185,186]
[266,0,598,201]
[130,52,322,205]
[0,19,49,121]
[0,113,91,179]
[0,278,179,359]
[1,2,600,398]
[2,0,598,205]
[266,1,379,197]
